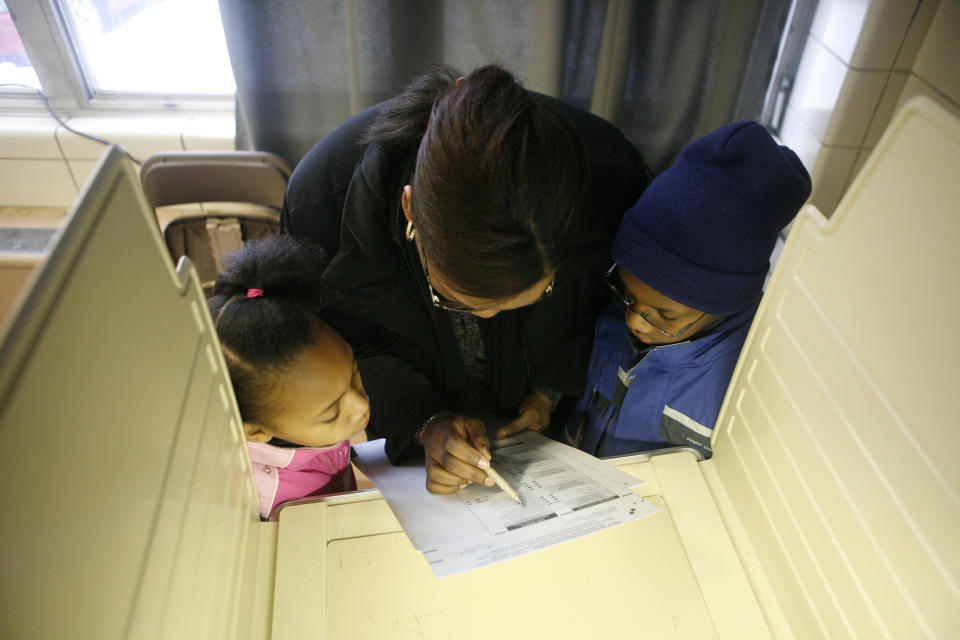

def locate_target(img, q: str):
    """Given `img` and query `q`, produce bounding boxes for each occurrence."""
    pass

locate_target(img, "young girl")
[208,234,370,519]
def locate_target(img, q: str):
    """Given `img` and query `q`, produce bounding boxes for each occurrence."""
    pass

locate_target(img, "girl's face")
[245,323,370,448]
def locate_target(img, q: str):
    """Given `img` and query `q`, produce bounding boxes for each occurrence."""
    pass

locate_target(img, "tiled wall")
[779,0,960,215]
[0,113,235,207]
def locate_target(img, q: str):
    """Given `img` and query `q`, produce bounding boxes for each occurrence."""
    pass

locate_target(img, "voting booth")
[1,97,958,639]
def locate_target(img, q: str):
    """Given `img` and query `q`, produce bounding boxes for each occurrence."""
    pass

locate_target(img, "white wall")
[0,114,234,207]
[778,0,960,215]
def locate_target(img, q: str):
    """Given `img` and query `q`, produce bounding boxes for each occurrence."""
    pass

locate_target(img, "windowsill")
[0,206,68,228]
[0,92,236,115]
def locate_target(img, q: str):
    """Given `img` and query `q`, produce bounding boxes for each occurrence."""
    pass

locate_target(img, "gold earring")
[405,220,416,242]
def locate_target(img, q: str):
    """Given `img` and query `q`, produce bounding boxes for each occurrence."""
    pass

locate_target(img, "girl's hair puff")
[207,233,327,426]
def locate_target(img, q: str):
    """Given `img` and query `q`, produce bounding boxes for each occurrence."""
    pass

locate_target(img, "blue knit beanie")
[612,121,811,315]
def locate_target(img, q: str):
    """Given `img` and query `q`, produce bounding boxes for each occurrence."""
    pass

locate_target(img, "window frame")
[758,0,819,134]
[1,0,234,114]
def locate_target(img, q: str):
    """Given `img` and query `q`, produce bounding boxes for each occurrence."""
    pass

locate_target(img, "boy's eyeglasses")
[602,263,704,339]
[414,231,554,313]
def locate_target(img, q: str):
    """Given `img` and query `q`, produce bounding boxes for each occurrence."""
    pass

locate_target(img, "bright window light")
[0,0,41,89]
[60,0,235,95]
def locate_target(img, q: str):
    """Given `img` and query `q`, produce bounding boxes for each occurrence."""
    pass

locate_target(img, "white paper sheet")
[352,431,659,578]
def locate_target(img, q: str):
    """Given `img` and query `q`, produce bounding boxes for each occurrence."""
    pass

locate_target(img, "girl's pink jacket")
[248,440,356,519]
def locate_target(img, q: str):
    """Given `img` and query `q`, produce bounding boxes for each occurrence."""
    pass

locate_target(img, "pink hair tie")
[246,288,265,298]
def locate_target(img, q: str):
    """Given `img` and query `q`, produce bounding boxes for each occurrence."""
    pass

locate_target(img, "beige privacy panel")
[711,97,960,637]
[0,147,260,639]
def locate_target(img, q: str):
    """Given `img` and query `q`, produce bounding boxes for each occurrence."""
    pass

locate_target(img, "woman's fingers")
[495,408,538,439]
[425,479,462,494]
[495,391,553,439]
[463,415,491,457]
[425,460,469,493]
[435,439,490,485]
[422,413,494,493]
[426,460,468,486]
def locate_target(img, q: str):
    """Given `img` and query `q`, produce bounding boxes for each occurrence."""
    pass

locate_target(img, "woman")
[281,64,652,493]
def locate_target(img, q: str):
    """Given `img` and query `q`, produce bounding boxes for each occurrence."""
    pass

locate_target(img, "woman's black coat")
[281,93,653,463]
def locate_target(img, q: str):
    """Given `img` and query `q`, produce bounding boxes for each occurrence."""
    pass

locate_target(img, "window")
[60,0,234,95]
[759,0,819,134]
[1,0,234,110]
[0,0,40,89]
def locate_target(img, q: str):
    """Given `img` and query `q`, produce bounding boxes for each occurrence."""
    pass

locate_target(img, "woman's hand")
[495,391,553,440]
[421,412,495,494]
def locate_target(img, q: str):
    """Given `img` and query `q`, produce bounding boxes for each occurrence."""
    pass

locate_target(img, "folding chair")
[139,150,291,289]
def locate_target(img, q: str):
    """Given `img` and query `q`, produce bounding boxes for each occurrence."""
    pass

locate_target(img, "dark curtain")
[219,0,792,173]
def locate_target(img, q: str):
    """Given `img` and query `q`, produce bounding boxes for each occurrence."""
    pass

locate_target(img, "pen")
[484,463,524,505]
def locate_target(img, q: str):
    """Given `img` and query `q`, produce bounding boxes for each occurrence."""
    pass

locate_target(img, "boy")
[566,121,811,458]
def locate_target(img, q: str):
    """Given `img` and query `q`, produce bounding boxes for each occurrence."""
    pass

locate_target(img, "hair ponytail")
[359,64,461,159]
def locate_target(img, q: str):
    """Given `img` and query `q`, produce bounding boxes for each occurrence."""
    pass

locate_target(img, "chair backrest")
[712,96,960,637]
[0,147,260,639]
[139,150,291,210]
[162,214,279,289]
[140,150,292,289]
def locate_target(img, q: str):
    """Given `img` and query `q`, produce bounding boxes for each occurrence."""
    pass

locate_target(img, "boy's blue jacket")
[565,300,759,458]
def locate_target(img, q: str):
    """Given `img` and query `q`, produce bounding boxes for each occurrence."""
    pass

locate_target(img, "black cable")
[0,83,142,165]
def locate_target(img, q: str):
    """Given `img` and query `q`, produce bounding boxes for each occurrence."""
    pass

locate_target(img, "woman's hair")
[207,234,327,426]
[360,64,461,164]
[366,64,590,300]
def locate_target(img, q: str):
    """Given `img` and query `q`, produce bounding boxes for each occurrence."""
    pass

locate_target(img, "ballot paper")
[352,431,659,578]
